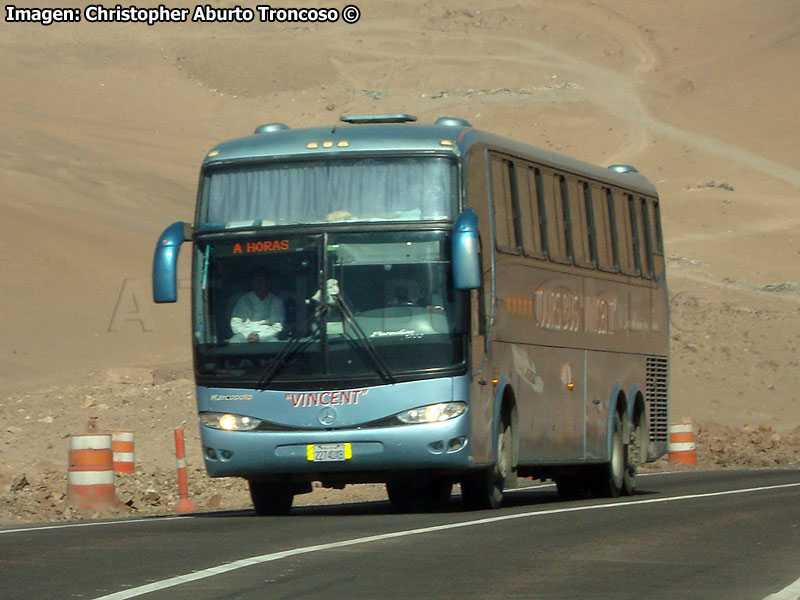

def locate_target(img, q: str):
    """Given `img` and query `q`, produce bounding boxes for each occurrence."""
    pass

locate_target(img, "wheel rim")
[610,417,624,486]
[497,426,511,480]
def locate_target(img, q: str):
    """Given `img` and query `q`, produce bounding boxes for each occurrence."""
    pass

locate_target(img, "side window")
[490,156,519,253]
[648,198,665,279]
[583,182,598,267]
[612,190,637,275]
[562,176,593,268]
[592,185,615,271]
[540,169,568,263]
[517,164,546,258]
[649,198,664,255]
[636,197,653,279]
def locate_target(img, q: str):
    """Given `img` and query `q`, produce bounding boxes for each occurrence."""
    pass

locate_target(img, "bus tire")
[622,416,642,496]
[248,480,294,516]
[590,411,624,498]
[461,421,512,510]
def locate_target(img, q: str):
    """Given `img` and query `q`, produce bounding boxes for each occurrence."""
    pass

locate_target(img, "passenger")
[230,271,285,343]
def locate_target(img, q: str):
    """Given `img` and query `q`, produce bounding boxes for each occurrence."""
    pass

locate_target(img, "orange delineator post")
[173,428,197,513]
[668,423,698,465]
[67,433,116,509]
[111,431,135,474]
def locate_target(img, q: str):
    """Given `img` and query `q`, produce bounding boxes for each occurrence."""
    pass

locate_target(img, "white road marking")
[763,575,800,600]
[0,516,189,536]
[91,481,800,600]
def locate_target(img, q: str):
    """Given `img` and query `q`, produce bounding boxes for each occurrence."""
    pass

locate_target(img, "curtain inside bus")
[201,156,456,227]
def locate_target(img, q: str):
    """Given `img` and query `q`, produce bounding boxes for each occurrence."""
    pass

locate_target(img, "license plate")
[307,443,352,462]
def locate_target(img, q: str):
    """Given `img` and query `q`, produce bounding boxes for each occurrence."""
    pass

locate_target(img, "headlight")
[200,412,262,431]
[396,402,467,424]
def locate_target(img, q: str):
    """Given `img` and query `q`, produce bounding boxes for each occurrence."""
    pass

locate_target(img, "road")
[2,469,799,600]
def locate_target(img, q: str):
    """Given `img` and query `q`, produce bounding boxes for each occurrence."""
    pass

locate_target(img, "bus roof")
[203,115,658,197]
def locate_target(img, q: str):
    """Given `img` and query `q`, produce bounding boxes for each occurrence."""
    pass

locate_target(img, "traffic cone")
[173,428,197,513]
[668,423,697,466]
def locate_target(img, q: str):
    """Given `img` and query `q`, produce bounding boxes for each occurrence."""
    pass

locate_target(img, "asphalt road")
[2,469,799,600]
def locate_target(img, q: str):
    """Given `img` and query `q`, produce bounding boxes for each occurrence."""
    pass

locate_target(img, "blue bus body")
[154,114,669,513]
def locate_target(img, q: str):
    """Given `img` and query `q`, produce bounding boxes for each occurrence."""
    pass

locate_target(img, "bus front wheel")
[461,421,512,510]
[248,480,294,516]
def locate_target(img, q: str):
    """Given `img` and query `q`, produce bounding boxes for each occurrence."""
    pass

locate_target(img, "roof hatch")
[607,164,639,174]
[254,123,290,134]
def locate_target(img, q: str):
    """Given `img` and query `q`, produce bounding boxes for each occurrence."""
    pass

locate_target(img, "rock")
[758,422,773,432]
[10,473,29,492]
[36,461,61,475]
[206,494,222,510]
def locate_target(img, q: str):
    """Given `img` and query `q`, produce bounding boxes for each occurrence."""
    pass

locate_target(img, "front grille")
[646,356,669,443]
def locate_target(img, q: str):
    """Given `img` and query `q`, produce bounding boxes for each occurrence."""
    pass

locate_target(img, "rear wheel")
[622,416,642,496]
[248,480,294,516]
[590,411,625,498]
[461,421,513,510]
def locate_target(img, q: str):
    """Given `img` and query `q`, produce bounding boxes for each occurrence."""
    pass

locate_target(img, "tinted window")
[490,156,519,253]
[592,185,615,271]
[518,164,546,258]
[540,169,568,262]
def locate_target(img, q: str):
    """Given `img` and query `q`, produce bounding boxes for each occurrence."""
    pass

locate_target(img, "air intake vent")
[646,356,669,443]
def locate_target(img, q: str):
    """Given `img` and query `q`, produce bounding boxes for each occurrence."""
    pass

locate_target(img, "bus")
[153,114,669,514]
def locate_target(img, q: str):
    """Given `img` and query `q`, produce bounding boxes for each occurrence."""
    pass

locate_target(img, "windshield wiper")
[256,303,327,389]
[334,294,396,385]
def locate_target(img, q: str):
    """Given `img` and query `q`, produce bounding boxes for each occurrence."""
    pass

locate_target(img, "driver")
[230,271,285,343]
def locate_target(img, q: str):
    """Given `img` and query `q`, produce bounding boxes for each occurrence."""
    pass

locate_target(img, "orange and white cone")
[173,428,197,513]
[67,433,116,509]
[111,431,135,474]
[668,423,698,466]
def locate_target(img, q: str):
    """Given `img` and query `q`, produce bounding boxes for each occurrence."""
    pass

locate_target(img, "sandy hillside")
[1,0,799,519]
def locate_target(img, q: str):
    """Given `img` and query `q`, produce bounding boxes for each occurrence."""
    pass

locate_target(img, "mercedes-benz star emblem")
[318,407,337,426]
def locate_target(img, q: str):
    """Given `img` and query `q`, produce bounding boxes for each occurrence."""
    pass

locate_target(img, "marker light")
[396,402,467,424]
[200,412,261,431]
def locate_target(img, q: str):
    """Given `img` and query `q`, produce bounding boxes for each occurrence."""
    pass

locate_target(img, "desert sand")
[1,0,799,522]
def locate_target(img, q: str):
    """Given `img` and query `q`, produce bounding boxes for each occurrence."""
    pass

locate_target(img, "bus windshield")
[192,230,467,388]
[198,156,457,229]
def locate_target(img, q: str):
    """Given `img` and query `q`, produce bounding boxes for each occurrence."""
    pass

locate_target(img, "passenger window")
[648,199,664,255]
[490,156,519,253]
[518,165,546,258]
[562,176,593,268]
[648,198,665,280]
[612,190,637,275]
[636,197,653,278]
[592,185,615,271]
[539,169,568,263]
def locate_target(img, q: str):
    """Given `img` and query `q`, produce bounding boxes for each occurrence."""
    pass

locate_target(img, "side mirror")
[153,222,192,303]
[452,208,481,290]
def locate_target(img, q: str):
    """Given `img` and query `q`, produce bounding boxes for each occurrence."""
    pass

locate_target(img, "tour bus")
[153,114,669,515]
